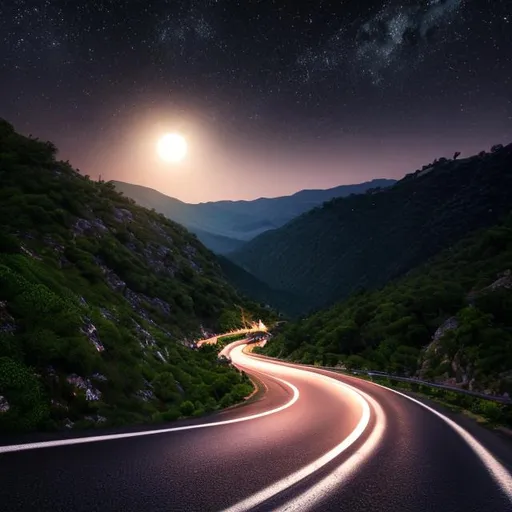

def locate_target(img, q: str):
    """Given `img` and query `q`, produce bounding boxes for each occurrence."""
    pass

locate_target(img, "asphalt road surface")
[1,344,512,512]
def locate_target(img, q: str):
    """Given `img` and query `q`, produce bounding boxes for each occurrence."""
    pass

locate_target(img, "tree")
[453,151,461,160]
[344,354,368,370]
[390,345,420,376]
[45,141,58,157]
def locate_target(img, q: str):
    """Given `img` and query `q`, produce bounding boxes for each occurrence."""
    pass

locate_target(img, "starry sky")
[1,0,511,202]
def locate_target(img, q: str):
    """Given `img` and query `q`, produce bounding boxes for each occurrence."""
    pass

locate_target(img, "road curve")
[1,344,511,512]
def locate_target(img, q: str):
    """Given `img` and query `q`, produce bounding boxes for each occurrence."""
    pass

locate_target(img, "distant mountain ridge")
[198,180,397,228]
[113,179,396,253]
[229,144,512,314]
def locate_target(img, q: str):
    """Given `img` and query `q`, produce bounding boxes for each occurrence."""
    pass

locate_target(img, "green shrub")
[0,357,49,432]
[475,400,504,423]
[179,400,195,416]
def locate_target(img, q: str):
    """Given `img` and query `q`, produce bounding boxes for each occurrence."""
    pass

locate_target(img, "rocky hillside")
[230,145,512,314]
[0,119,271,433]
[262,214,512,397]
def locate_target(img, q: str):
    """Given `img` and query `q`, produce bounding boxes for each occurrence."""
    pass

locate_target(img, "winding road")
[1,342,512,511]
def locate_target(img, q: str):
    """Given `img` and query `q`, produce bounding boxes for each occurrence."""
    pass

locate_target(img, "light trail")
[223,350,382,512]
[274,387,385,512]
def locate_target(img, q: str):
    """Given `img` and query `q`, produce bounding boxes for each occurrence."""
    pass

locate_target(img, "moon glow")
[157,133,188,162]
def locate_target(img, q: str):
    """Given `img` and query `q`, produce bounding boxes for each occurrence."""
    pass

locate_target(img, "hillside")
[262,214,512,397]
[113,178,395,254]
[230,145,512,314]
[217,256,306,316]
[189,228,246,255]
[0,119,272,433]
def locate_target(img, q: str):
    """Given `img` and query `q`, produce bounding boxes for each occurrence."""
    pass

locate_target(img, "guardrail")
[305,366,512,405]
[241,348,512,405]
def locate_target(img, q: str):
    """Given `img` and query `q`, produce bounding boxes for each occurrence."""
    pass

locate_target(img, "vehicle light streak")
[223,349,382,512]
[274,388,385,512]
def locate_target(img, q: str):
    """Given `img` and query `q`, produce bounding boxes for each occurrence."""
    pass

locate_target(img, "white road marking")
[0,368,299,454]
[229,356,512,510]
[222,354,378,512]
[274,387,385,512]
[369,382,512,502]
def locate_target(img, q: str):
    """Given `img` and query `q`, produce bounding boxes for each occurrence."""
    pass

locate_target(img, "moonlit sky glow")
[157,133,188,163]
[1,0,511,202]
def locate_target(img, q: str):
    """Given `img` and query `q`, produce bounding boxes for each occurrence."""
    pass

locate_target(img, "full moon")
[156,133,188,163]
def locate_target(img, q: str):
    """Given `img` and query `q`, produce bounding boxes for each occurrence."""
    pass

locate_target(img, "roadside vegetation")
[365,374,512,429]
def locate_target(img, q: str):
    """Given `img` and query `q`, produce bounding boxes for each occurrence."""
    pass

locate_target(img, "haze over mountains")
[114,179,396,254]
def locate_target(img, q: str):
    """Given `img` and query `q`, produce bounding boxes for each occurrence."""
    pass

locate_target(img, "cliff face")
[419,270,512,397]
[419,316,459,379]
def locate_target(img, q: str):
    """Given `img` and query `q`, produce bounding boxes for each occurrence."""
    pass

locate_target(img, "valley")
[113,178,395,254]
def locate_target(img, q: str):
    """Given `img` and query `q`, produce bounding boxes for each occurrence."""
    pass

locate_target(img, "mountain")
[261,213,512,397]
[187,228,246,255]
[230,145,512,314]
[113,178,396,254]
[217,256,307,316]
[197,178,397,235]
[0,119,272,433]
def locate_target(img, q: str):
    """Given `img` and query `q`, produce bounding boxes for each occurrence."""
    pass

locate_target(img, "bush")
[179,400,195,416]
[229,382,253,401]
[475,400,504,423]
[152,372,179,402]
[0,357,49,432]
[161,408,181,422]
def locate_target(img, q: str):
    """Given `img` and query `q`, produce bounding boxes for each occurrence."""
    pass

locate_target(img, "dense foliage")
[0,119,272,433]
[231,145,512,315]
[388,377,511,426]
[262,215,512,395]
[217,255,305,316]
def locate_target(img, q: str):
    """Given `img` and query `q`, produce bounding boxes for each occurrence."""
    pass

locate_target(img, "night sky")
[1,0,511,202]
